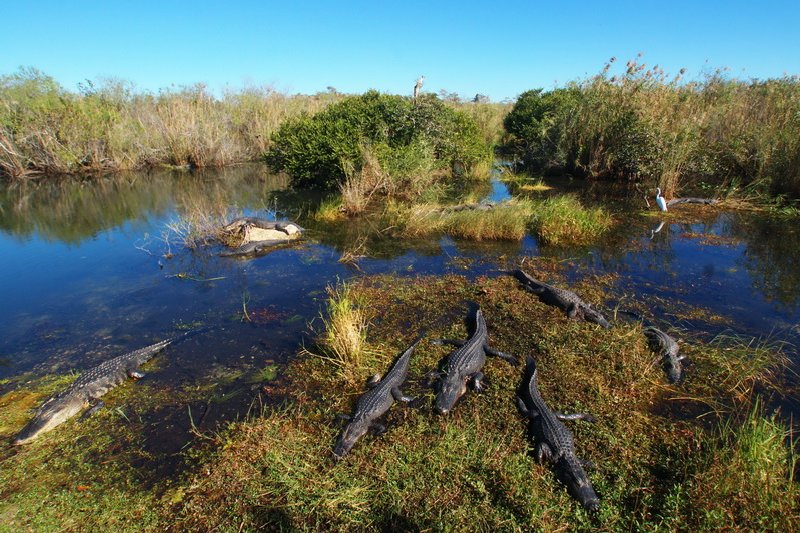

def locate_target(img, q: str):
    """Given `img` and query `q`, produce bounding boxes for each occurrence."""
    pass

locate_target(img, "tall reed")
[0,68,339,178]
[507,57,800,198]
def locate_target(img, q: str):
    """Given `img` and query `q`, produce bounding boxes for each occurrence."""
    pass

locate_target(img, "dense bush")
[503,60,800,199]
[502,88,579,171]
[265,91,490,189]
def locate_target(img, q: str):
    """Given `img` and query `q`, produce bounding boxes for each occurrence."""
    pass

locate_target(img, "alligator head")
[332,417,371,458]
[13,395,86,445]
[556,457,600,511]
[434,374,468,415]
[580,305,611,329]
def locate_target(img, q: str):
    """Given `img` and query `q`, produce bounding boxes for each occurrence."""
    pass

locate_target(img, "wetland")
[0,164,798,531]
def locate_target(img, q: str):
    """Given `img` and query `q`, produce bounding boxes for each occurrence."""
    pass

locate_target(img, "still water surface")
[1,165,798,447]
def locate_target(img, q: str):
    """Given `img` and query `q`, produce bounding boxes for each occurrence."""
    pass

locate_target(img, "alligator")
[643,326,684,383]
[13,330,202,445]
[517,356,600,511]
[429,306,517,415]
[667,197,719,207]
[222,217,305,235]
[511,269,611,329]
[219,239,296,258]
[220,217,304,257]
[333,339,420,458]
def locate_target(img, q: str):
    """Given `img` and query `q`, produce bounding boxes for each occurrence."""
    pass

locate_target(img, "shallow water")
[1,165,799,455]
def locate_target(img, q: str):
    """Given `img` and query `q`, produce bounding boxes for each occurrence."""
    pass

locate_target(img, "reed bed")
[505,57,800,199]
[0,68,339,178]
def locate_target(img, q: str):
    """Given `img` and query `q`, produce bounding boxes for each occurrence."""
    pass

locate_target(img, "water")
[1,165,799,454]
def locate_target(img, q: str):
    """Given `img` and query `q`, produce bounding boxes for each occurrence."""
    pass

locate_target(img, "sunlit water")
[1,164,799,456]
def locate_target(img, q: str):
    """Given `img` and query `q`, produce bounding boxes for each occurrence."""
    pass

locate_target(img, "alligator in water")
[219,239,298,258]
[429,306,517,415]
[13,330,202,445]
[517,356,600,511]
[667,197,718,207]
[511,269,611,329]
[220,217,305,258]
[333,339,419,458]
[643,327,684,383]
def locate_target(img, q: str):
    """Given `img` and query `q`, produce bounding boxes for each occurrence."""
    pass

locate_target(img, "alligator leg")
[554,412,596,423]
[469,372,487,392]
[80,399,106,420]
[366,374,382,388]
[566,303,580,320]
[535,441,556,464]
[516,396,531,417]
[421,370,445,388]
[580,458,595,470]
[335,413,352,424]
[391,387,414,403]
[484,345,518,366]
[369,422,388,436]
[431,338,466,347]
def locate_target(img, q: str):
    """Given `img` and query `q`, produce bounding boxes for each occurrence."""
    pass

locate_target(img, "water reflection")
[733,215,800,309]
[0,165,289,243]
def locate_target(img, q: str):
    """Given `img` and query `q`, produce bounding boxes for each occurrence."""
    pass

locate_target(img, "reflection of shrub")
[266,91,490,190]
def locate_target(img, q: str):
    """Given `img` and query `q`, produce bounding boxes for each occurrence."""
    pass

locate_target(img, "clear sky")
[2,0,799,101]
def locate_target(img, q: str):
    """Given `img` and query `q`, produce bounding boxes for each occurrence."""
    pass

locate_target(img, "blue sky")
[2,1,799,101]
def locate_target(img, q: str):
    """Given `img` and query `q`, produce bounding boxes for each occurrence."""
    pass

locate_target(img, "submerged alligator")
[220,217,305,258]
[13,330,202,445]
[667,197,719,207]
[643,326,684,383]
[219,239,299,258]
[429,306,517,415]
[517,356,600,511]
[333,339,420,458]
[512,269,611,329]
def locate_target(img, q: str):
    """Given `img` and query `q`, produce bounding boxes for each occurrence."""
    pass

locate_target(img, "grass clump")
[529,194,612,245]
[311,282,371,384]
[662,400,800,531]
[385,194,612,245]
[388,199,535,240]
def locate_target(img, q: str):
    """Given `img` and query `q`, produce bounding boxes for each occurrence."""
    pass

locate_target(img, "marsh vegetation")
[502,57,800,200]
[1,59,800,531]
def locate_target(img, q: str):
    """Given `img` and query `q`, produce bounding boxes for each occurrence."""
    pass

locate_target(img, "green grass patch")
[529,194,613,245]
[174,271,797,531]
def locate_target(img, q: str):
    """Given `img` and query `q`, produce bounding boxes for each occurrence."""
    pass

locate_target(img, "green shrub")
[503,60,800,199]
[265,91,490,190]
[502,88,580,170]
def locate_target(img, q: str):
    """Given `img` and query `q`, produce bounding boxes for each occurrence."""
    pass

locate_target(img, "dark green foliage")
[502,68,800,199]
[502,88,579,171]
[266,91,490,189]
